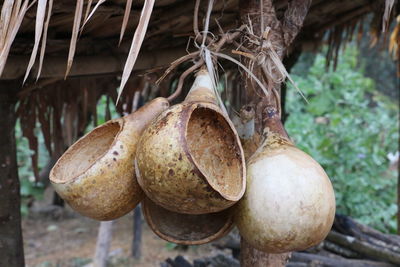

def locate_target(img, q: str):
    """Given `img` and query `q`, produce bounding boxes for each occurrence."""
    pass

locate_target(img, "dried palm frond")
[0,0,14,49]
[383,0,395,33]
[0,0,31,76]
[83,0,94,26]
[117,0,155,103]
[37,0,53,80]
[80,0,106,31]
[65,0,84,78]
[23,0,47,83]
[1,0,155,83]
[119,0,133,45]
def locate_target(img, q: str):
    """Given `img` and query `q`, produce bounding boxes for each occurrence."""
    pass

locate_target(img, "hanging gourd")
[50,98,169,221]
[235,105,336,253]
[135,69,246,214]
[142,197,233,245]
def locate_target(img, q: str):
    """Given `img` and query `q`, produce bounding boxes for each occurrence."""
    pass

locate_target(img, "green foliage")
[84,95,119,134]
[15,121,47,216]
[286,46,399,233]
[165,242,179,251]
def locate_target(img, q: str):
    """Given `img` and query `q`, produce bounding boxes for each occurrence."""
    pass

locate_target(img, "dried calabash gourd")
[142,197,234,245]
[235,106,336,253]
[50,98,169,221]
[135,69,246,214]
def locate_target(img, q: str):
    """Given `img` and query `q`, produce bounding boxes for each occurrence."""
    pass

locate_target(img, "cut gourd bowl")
[142,197,234,245]
[50,98,169,221]
[135,70,246,214]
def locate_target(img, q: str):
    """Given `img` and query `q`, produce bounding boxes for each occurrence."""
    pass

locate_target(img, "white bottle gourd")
[235,106,336,253]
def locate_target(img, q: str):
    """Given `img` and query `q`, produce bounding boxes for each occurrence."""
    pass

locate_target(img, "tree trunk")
[238,0,311,265]
[0,82,25,267]
[241,238,291,267]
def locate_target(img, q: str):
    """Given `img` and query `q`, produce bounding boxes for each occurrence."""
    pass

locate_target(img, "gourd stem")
[262,105,290,139]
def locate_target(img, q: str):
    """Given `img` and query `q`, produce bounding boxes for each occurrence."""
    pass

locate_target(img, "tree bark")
[238,0,311,266]
[0,82,25,267]
[241,238,291,267]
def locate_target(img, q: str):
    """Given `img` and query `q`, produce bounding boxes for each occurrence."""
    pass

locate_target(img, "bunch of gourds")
[50,69,335,253]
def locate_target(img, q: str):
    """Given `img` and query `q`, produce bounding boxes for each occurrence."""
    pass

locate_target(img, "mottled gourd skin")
[135,101,245,214]
[50,98,169,221]
[235,133,336,253]
[135,70,245,215]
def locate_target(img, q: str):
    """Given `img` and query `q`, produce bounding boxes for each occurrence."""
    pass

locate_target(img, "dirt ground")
[23,189,230,267]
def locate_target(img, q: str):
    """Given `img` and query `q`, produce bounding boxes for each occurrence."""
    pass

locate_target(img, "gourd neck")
[184,69,217,105]
[262,105,292,145]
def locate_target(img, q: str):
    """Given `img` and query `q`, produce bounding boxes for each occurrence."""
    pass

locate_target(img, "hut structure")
[0,0,398,266]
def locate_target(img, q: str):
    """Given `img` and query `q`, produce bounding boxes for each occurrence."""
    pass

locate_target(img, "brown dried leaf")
[83,0,93,25]
[80,0,106,31]
[23,0,47,83]
[0,0,30,76]
[119,0,133,45]
[37,0,53,80]
[8,0,23,36]
[0,0,14,49]
[65,0,84,78]
[117,0,155,103]
[211,51,269,98]
[383,0,395,33]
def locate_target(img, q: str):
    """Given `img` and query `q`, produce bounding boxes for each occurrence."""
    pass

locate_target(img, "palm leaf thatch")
[1,0,155,96]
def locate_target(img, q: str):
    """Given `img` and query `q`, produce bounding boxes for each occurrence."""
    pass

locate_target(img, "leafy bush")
[286,46,398,233]
[15,121,47,216]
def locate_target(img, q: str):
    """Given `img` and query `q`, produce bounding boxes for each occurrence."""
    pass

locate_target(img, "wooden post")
[238,0,311,265]
[0,81,25,267]
[93,221,114,267]
[132,205,142,259]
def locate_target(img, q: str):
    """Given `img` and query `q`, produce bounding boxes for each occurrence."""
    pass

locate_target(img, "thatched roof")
[1,0,398,81]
